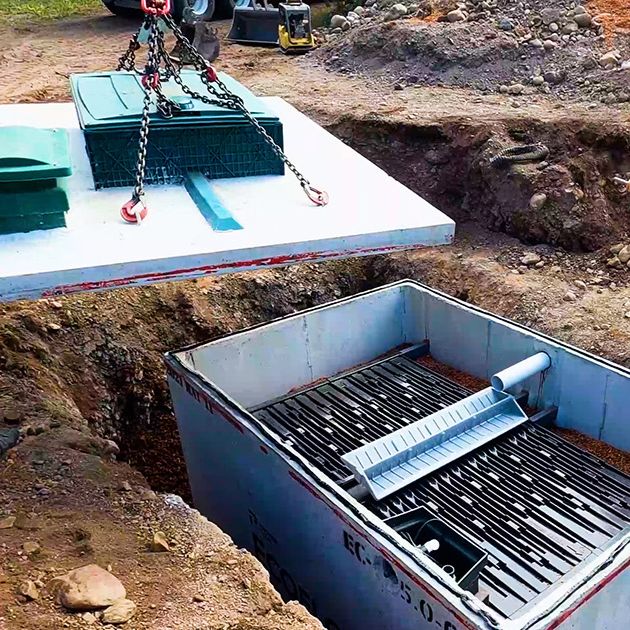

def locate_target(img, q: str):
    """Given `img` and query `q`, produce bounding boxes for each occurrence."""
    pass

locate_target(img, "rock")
[0,428,19,457]
[23,541,40,554]
[529,193,547,210]
[0,516,16,529]
[386,4,407,19]
[575,280,587,291]
[563,291,578,302]
[541,7,561,25]
[573,12,591,27]
[49,564,126,611]
[544,70,564,85]
[103,440,120,457]
[19,580,39,600]
[548,22,559,32]
[118,481,132,492]
[499,85,509,94]
[47,322,62,331]
[346,10,359,21]
[535,260,545,269]
[521,253,541,266]
[600,52,620,69]
[622,60,630,71]
[529,38,544,48]
[544,39,557,50]
[447,8,466,22]
[2,409,20,425]
[507,83,524,95]
[330,14,348,29]
[193,593,206,602]
[150,531,170,552]
[533,75,544,86]
[101,599,137,624]
[353,5,364,16]
[82,612,97,623]
[341,20,351,31]
[562,22,578,34]
[618,245,630,264]
[607,256,622,268]
[364,0,376,6]
[574,5,587,15]
[498,18,513,31]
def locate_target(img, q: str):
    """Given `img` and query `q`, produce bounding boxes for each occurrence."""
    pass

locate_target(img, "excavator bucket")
[226,0,279,45]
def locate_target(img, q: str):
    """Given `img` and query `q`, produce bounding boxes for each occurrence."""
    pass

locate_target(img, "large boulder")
[49,565,126,611]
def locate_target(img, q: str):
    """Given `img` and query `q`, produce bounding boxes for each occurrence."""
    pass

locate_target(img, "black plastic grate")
[254,352,630,618]
[254,354,471,483]
[366,424,630,617]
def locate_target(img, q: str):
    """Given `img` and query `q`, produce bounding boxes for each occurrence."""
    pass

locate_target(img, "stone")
[541,7,560,25]
[23,541,40,554]
[151,531,170,552]
[193,593,206,602]
[19,579,39,600]
[101,599,137,624]
[507,83,524,95]
[533,75,544,86]
[548,22,558,32]
[618,245,630,264]
[562,22,578,34]
[49,564,126,611]
[535,260,545,269]
[364,0,376,5]
[341,20,351,31]
[529,38,544,48]
[103,440,120,457]
[563,291,578,302]
[544,39,557,50]
[521,253,541,266]
[607,256,622,268]
[2,409,20,425]
[0,516,16,529]
[498,18,513,31]
[573,13,591,28]
[47,323,62,331]
[447,8,466,22]
[544,70,564,85]
[574,5,587,15]
[0,428,19,457]
[353,5,364,16]
[82,612,97,623]
[386,4,407,19]
[346,10,359,21]
[118,481,132,492]
[529,193,547,210]
[499,85,509,94]
[574,280,587,291]
[600,52,620,69]
[330,14,348,29]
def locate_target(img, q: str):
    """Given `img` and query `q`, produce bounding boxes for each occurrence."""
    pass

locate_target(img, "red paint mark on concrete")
[40,243,423,298]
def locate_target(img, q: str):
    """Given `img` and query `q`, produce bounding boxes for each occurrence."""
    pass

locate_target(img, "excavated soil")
[2,8,630,630]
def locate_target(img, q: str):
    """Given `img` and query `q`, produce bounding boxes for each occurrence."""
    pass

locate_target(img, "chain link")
[121,12,327,217]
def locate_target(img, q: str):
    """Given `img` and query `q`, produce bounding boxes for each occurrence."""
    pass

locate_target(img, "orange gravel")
[589,0,630,37]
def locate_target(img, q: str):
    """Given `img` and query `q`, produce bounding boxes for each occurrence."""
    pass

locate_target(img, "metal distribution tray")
[342,387,528,500]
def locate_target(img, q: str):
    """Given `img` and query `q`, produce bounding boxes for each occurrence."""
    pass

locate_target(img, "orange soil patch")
[589,0,630,38]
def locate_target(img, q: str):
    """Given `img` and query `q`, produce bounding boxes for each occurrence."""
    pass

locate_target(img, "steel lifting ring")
[302,184,329,207]
[141,0,172,15]
[121,197,148,224]
[142,73,160,90]
[205,66,218,82]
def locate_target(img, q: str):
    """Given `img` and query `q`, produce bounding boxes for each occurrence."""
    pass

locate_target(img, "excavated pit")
[326,115,630,252]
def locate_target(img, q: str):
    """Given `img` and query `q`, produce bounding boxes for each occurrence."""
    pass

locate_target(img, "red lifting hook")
[121,198,148,224]
[302,184,329,207]
[141,0,172,15]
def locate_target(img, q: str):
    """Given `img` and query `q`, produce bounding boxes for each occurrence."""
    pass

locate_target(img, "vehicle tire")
[181,0,216,23]
[213,0,235,19]
[102,0,187,21]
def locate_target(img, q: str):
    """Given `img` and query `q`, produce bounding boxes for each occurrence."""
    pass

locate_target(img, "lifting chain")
[118,4,328,223]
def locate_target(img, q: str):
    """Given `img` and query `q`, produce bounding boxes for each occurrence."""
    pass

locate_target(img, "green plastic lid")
[70,70,279,131]
[0,127,72,183]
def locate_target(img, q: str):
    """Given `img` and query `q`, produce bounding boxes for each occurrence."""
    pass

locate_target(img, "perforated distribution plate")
[342,387,528,500]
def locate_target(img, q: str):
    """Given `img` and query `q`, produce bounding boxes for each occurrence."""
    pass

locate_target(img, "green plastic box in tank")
[70,71,285,189]
[0,127,72,235]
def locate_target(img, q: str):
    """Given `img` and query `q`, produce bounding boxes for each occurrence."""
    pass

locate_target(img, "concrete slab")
[0,98,454,303]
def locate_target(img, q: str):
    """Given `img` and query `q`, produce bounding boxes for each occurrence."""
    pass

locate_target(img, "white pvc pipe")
[491,352,551,392]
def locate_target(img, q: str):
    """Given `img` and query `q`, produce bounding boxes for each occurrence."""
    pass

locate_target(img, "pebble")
[521,253,542,266]
[535,260,545,269]
[23,541,40,554]
[612,243,627,254]
[529,38,544,49]
[507,83,524,95]
[19,579,39,600]
[0,516,16,529]
[600,52,620,69]
[101,598,137,624]
[548,22,559,32]
[562,22,578,34]
[193,594,206,602]
[151,531,170,553]
[533,76,544,86]
[118,481,132,492]
[353,6,364,16]
[563,291,578,302]
[364,0,377,5]
[544,70,564,85]
[543,39,557,50]
[447,8,466,22]
[573,13,591,28]
[386,3,408,19]
[618,245,630,264]
[330,15,348,29]
[529,193,547,210]
[574,280,587,291]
